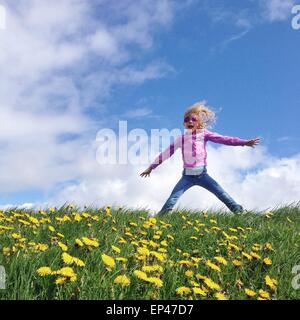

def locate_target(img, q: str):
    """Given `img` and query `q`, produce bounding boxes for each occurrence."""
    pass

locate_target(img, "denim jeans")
[157,167,243,214]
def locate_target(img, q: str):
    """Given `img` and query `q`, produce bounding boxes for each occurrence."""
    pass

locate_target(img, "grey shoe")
[232,205,245,214]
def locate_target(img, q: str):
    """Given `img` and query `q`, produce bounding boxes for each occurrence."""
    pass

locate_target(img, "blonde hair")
[184,100,216,129]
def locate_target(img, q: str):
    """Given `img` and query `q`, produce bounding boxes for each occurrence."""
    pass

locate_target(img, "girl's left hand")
[244,137,260,148]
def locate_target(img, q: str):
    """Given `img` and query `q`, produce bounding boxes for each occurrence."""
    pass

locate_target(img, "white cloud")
[262,0,295,22]
[0,0,176,196]
[45,141,300,214]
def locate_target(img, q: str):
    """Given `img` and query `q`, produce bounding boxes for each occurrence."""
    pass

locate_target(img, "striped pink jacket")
[149,128,249,170]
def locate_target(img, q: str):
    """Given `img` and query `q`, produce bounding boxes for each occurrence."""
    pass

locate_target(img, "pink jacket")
[149,128,249,170]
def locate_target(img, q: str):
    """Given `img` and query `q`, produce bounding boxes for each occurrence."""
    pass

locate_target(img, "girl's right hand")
[140,167,152,178]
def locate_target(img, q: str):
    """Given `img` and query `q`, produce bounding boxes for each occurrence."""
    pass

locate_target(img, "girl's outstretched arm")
[140,135,182,177]
[205,129,259,146]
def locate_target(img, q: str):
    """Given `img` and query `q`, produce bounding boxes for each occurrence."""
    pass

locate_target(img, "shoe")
[232,205,245,214]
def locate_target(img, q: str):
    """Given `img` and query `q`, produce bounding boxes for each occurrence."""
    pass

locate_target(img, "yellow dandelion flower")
[35,243,49,252]
[214,256,228,265]
[55,277,67,285]
[62,252,74,265]
[205,260,221,272]
[215,292,228,300]
[73,257,85,267]
[179,260,193,267]
[250,252,261,260]
[263,257,272,266]
[112,245,121,253]
[116,257,127,263]
[150,251,166,262]
[264,243,274,251]
[137,247,150,256]
[245,288,256,297]
[242,252,253,260]
[258,289,270,299]
[145,277,163,288]
[142,265,163,273]
[192,287,207,296]
[37,267,52,276]
[101,254,116,270]
[185,270,194,277]
[114,275,131,286]
[176,287,191,295]
[75,239,84,247]
[265,275,277,291]
[12,233,22,239]
[82,237,99,248]
[133,270,148,281]
[3,247,11,256]
[232,259,243,267]
[204,278,221,291]
[57,267,76,278]
[48,226,55,232]
[58,242,68,252]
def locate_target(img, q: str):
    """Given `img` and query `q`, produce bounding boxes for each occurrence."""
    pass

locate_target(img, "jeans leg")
[158,175,194,215]
[196,172,243,213]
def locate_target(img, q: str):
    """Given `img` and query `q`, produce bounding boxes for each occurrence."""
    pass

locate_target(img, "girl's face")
[183,113,202,131]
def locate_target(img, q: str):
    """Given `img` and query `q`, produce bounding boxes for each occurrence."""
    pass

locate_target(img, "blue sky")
[108,1,300,157]
[0,0,299,211]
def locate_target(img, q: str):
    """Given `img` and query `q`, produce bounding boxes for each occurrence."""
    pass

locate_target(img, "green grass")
[0,204,300,300]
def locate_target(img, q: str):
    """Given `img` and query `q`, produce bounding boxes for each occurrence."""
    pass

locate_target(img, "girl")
[140,101,260,215]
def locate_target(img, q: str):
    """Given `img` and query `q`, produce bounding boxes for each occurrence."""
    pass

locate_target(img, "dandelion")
[264,243,274,251]
[137,247,150,256]
[258,289,270,299]
[176,287,191,295]
[205,260,221,272]
[133,270,148,281]
[204,278,221,291]
[145,277,163,288]
[62,252,74,265]
[58,242,68,252]
[192,287,207,296]
[57,267,77,281]
[250,252,261,260]
[55,277,67,285]
[214,256,228,265]
[263,257,272,266]
[265,275,277,291]
[232,259,243,267]
[37,267,52,276]
[185,270,194,277]
[48,226,55,232]
[215,292,228,300]
[142,265,164,273]
[114,275,131,286]
[241,252,253,261]
[82,237,99,248]
[102,254,116,270]
[75,239,84,247]
[112,245,121,254]
[245,288,256,297]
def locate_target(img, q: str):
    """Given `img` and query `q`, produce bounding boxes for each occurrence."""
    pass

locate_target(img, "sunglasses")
[184,116,198,123]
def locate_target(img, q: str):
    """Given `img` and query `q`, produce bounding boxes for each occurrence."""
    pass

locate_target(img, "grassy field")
[0,204,299,300]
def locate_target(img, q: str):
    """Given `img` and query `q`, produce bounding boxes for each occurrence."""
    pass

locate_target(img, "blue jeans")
[158,167,243,214]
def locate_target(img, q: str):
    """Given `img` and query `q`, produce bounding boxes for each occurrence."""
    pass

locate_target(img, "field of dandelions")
[0,204,300,300]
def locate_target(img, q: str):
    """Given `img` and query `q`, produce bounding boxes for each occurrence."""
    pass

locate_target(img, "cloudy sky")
[0,0,299,213]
